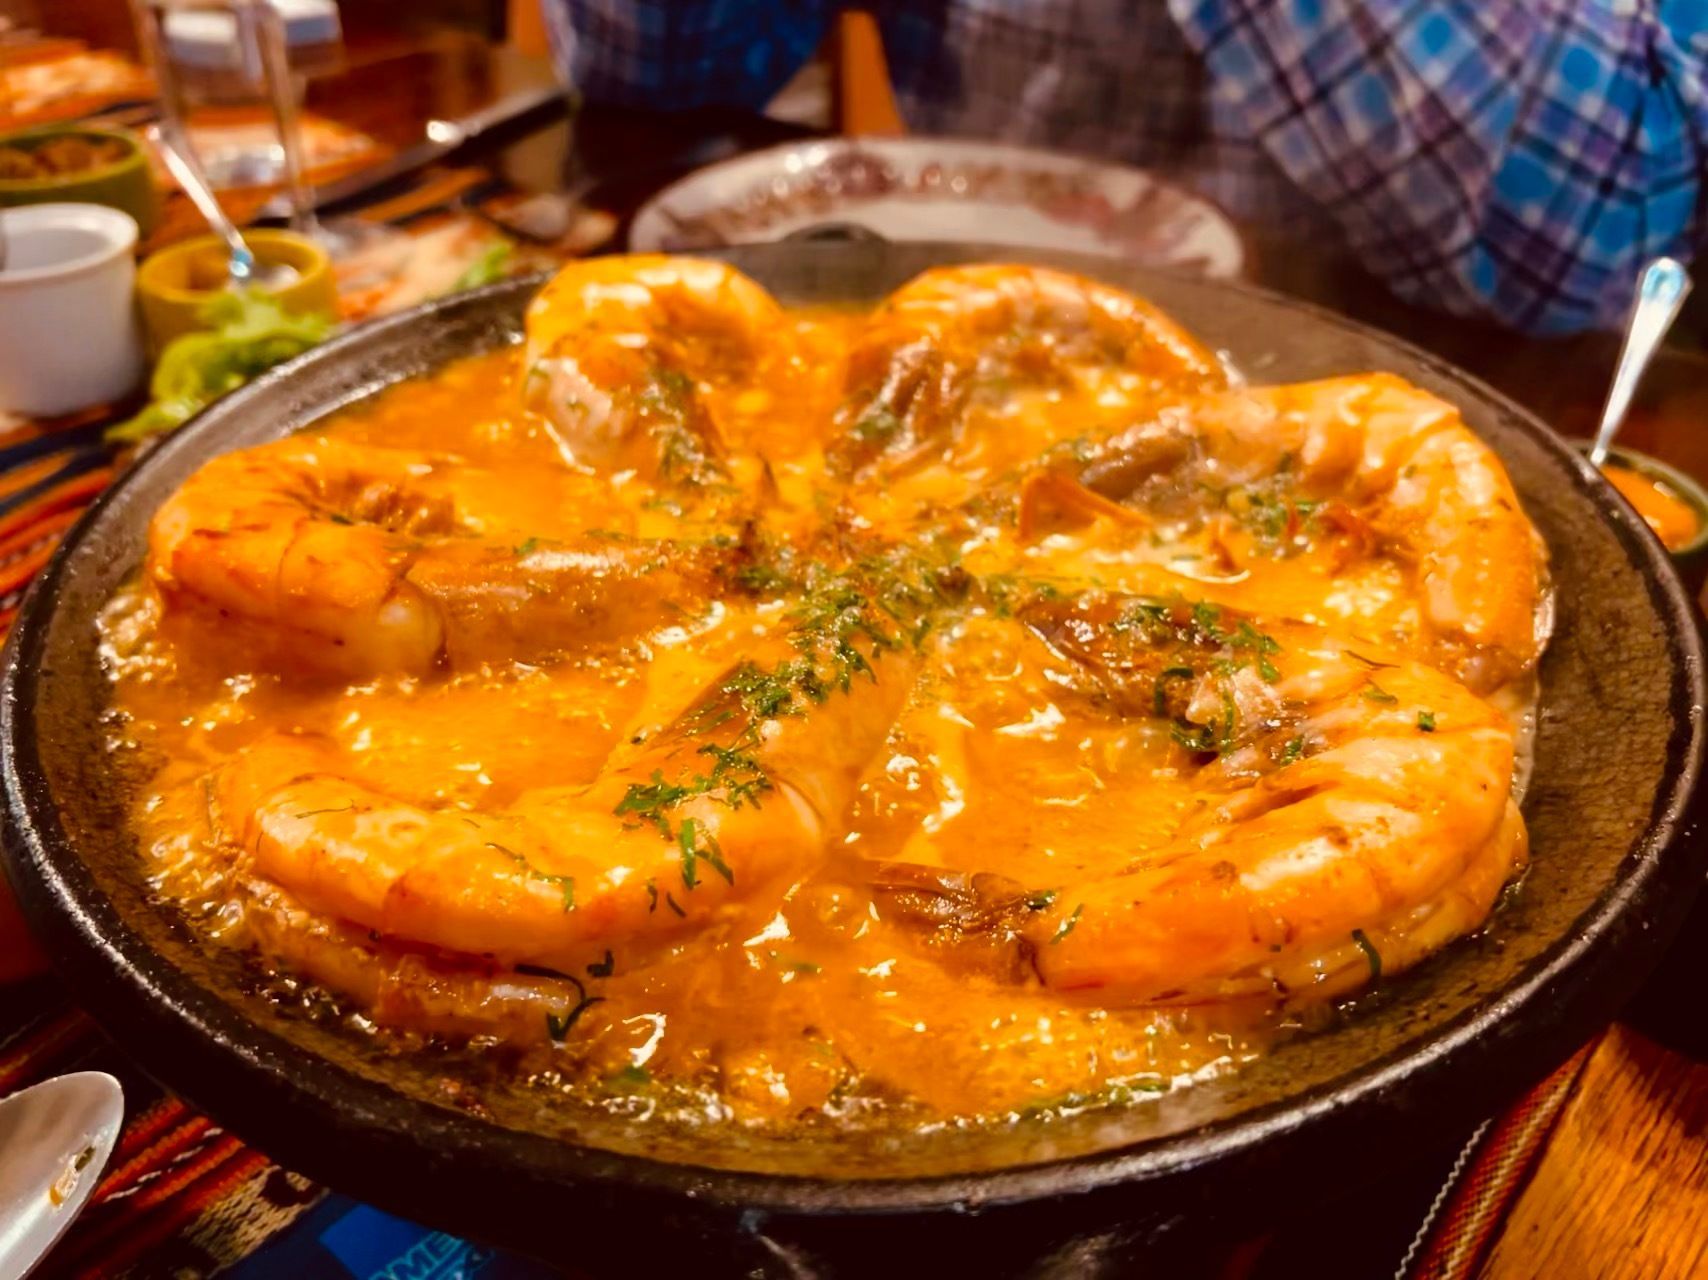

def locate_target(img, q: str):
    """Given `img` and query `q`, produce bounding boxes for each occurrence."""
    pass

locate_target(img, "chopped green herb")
[487,841,574,912]
[292,803,354,819]
[544,975,604,1041]
[327,513,354,526]
[1191,600,1225,642]
[1362,684,1399,704]
[1351,928,1383,981]
[1051,904,1085,944]
[694,740,771,810]
[1417,710,1437,733]
[852,406,902,443]
[1025,888,1059,912]
[514,536,540,556]
[1171,719,1219,753]
[614,771,693,830]
[733,559,795,594]
[1229,621,1283,682]
[1345,650,1396,670]
[545,1000,602,1041]
[1280,736,1305,765]
[677,816,733,890]
[1153,665,1196,716]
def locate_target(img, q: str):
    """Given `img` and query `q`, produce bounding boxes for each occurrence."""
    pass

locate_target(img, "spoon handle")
[1588,257,1693,467]
[154,122,257,286]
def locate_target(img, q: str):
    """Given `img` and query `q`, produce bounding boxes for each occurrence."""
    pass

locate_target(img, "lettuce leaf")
[107,290,333,444]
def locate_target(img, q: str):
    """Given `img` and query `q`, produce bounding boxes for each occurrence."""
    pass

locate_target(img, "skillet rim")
[3,253,1704,1220]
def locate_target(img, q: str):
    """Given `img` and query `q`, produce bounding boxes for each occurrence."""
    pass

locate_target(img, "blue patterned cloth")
[544,0,1706,335]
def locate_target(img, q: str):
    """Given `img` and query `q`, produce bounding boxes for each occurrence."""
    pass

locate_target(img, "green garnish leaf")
[1362,684,1399,704]
[291,803,354,819]
[544,974,604,1041]
[545,998,604,1041]
[488,841,574,912]
[1351,928,1383,981]
[1417,710,1437,732]
[852,406,902,443]
[1051,904,1085,944]
[1191,600,1225,642]
[106,289,333,444]
[1153,665,1196,717]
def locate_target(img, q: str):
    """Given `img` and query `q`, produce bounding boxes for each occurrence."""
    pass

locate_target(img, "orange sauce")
[98,286,1542,1148]
[1602,463,1701,551]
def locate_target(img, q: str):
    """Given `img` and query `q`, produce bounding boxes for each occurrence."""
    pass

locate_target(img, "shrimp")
[830,263,1225,480]
[1067,374,1550,690]
[215,570,929,971]
[521,255,797,481]
[147,435,722,676]
[871,591,1526,1006]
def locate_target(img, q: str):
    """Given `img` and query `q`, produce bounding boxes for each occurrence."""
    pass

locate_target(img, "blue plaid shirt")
[546,1,1707,335]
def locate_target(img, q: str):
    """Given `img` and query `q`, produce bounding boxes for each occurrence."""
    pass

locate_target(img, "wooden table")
[19,22,1708,1280]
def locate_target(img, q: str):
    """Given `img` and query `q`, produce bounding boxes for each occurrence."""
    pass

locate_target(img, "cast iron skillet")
[4,243,1705,1277]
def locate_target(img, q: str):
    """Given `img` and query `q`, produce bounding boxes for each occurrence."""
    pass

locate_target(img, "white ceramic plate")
[630,137,1245,278]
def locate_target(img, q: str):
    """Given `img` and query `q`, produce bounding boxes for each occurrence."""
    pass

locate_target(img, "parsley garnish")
[676,817,733,889]
[1051,904,1085,944]
[852,406,902,443]
[487,841,574,912]
[544,974,605,1041]
[1351,928,1383,981]
[1153,665,1196,716]
[1417,710,1436,732]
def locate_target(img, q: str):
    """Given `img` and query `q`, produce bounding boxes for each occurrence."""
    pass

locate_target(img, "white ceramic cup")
[0,203,145,418]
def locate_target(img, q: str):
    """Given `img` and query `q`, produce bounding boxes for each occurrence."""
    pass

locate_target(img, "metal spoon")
[0,1072,124,1279]
[1587,257,1693,468]
[152,123,296,291]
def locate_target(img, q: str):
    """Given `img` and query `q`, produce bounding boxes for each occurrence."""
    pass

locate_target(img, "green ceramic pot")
[0,125,160,237]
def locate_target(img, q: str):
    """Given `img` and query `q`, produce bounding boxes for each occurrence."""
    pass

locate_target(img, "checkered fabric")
[544,0,1707,334]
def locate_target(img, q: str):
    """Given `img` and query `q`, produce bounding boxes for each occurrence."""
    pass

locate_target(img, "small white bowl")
[0,202,144,418]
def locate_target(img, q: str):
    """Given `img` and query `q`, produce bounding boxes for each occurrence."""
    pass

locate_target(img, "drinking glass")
[131,0,339,242]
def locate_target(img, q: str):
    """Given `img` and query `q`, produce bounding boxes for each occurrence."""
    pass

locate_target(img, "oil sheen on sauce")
[99,292,1544,1147]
